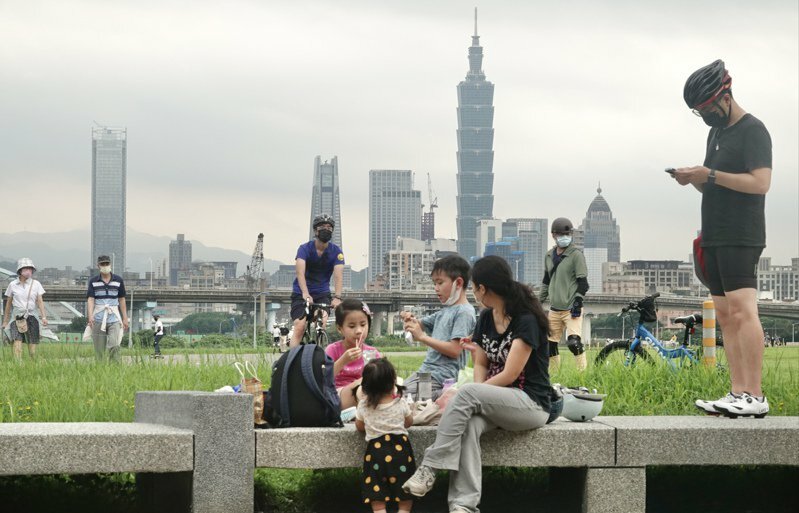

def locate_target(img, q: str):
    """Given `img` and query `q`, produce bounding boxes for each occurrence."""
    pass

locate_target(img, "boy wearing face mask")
[289,213,345,347]
[87,255,129,361]
[539,217,589,372]
[400,255,476,401]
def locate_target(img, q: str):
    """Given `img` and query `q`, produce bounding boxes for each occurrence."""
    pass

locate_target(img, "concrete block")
[255,418,615,469]
[0,422,193,476]
[583,467,645,513]
[599,416,799,466]
[136,391,254,513]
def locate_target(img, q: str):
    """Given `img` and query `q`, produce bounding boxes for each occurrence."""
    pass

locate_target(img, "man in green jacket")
[539,217,590,372]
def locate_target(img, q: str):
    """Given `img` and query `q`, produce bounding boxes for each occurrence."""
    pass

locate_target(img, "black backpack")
[264,344,342,428]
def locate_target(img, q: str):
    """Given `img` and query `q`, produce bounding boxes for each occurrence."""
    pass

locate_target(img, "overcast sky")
[1,0,797,270]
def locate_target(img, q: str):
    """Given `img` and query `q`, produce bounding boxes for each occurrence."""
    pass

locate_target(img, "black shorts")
[290,292,332,321]
[704,246,763,296]
[361,433,416,505]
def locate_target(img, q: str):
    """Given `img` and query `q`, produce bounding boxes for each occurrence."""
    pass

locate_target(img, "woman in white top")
[2,258,47,359]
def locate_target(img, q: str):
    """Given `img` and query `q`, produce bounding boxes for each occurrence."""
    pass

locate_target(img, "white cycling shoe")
[713,393,769,418]
[695,392,738,415]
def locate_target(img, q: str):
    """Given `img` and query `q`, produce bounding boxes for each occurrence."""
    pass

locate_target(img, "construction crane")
[245,233,264,290]
[421,173,438,241]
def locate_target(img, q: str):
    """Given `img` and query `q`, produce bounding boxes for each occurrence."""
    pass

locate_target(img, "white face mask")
[99,265,112,274]
[443,279,463,306]
[556,236,572,248]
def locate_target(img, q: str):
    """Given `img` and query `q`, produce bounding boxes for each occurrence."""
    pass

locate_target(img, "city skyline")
[2,1,797,270]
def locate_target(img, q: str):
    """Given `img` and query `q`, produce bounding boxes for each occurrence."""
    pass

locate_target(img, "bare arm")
[2,297,11,326]
[87,298,96,327]
[36,294,47,326]
[294,259,311,299]
[332,264,343,298]
[483,340,532,387]
[674,166,771,195]
[404,414,414,428]
[404,317,462,358]
[119,297,129,330]
[355,419,365,432]
[473,345,488,383]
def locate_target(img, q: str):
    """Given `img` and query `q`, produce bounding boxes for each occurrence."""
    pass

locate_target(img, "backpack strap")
[300,345,338,422]
[279,346,304,426]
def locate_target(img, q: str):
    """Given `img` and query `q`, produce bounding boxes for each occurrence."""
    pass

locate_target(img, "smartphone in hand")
[665,168,676,176]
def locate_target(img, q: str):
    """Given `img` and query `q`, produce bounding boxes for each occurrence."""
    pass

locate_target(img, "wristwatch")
[707,168,717,184]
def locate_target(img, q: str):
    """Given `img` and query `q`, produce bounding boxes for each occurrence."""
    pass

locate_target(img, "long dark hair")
[361,358,401,409]
[471,255,550,335]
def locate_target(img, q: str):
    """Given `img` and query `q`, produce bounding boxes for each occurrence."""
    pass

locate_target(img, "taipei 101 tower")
[455,8,495,261]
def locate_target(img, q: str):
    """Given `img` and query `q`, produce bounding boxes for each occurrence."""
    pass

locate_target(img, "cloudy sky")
[2,0,797,270]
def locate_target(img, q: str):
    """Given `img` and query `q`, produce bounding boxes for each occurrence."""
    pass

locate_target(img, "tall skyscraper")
[368,170,421,281]
[308,156,343,247]
[456,9,495,261]
[579,185,621,291]
[169,234,192,286]
[91,125,127,274]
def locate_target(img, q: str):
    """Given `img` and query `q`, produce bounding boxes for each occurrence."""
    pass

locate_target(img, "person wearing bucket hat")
[2,258,47,359]
[671,59,772,418]
[86,254,129,361]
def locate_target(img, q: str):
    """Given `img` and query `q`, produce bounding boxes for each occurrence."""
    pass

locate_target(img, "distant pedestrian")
[2,258,47,359]
[87,255,129,361]
[675,60,772,417]
[153,315,164,356]
[539,217,590,372]
[272,324,281,348]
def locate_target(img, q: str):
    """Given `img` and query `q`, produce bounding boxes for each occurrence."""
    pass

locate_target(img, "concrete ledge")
[255,418,615,469]
[0,422,193,476]
[599,416,799,466]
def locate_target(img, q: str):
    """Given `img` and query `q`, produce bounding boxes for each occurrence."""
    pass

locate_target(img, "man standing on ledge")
[674,59,772,418]
[289,214,344,347]
[87,255,129,361]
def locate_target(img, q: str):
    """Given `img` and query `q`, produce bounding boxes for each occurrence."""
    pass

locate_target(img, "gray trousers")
[421,383,549,513]
[92,322,122,362]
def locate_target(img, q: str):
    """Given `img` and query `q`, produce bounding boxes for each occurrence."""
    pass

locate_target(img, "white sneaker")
[695,392,738,415]
[713,393,769,418]
[402,465,436,497]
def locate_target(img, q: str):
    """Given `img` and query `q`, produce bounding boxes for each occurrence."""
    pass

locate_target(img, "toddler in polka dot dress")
[355,358,416,513]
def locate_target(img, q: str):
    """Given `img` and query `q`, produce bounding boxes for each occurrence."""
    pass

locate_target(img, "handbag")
[235,361,267,426]
[14,280,35,334]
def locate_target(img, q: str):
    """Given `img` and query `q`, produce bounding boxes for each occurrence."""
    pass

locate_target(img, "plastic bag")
[235,361,267,426]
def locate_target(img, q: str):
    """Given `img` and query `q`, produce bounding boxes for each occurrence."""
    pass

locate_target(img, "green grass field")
[1,343,797,512]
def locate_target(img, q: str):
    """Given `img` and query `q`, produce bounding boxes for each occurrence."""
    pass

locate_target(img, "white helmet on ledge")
[560,386,606,422]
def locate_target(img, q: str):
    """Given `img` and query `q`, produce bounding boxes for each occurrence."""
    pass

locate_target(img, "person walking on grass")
[674,59,772,418]
[152,315,164,357]
[355,358,415,513]
[3,258,47,360]
[87,255,128,362]
[402,255,551,513]
[539,217,590,372]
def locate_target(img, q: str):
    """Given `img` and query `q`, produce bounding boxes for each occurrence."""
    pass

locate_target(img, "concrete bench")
[0,422,193,475]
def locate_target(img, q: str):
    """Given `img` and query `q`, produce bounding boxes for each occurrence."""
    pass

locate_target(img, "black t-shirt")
[473,309,550,412]
[701,113,772,247]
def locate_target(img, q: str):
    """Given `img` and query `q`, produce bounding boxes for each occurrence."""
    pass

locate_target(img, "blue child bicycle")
[595,293,703,368]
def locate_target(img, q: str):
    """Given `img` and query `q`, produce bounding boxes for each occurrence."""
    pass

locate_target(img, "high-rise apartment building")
[368,170,421,281]
[509,218,549,287]
[456,10,495,260]
[308,156,343,247]
[169,234,192,286]
[91,126,127,273]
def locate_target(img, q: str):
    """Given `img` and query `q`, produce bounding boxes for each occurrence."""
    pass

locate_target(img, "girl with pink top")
[325,299,382,409]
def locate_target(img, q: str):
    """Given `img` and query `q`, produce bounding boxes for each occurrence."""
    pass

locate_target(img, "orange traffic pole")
[702,299,716,367]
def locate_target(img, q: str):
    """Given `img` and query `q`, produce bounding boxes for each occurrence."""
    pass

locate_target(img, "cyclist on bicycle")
[289,213,345,347]
[673,59,772,417]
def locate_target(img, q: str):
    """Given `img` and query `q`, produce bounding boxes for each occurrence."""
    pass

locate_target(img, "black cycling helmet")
[312,213,335,229]
[551,217,573,234]
[683,59,731,109]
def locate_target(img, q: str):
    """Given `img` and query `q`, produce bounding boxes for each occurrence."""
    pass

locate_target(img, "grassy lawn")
[1,343,797,512]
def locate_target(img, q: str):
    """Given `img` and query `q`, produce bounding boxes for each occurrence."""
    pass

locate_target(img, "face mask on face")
[556,236,572,248]
[20,269,32,279]
[99,265,112,274]
[699,98,731,128]
[444,279,463,306]
[317,229,333,243]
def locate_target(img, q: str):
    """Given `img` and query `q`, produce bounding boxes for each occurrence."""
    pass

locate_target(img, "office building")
[757,257,799,301]
[509,218,548,286]
[308,156,343,247]
[169,234,192,286]
[579,185,621,263]
[385,238,458,290]
[91,125,127,273]
[368,170,422,281]
[456,10,495,260]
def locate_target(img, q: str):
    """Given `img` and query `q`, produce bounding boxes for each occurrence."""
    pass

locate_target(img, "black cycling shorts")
[703,246,763,296]
[290,292,332,321]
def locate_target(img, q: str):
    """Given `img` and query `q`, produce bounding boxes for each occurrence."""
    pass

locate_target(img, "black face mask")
[317,229,333,243]
[700,99,731,128]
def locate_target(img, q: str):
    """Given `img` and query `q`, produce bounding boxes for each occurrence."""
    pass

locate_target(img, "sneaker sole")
[713,404,769,419]
[402,484,432,497]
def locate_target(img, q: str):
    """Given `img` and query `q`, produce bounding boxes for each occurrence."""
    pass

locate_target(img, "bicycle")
[595,293,702,368]
[300,301,332,347]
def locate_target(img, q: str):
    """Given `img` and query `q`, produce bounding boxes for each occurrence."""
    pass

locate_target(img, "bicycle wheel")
[315,330,330,348]
[595,340,652,366]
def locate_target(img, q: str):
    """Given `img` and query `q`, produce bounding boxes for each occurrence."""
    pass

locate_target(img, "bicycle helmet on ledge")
[557,385,606,422]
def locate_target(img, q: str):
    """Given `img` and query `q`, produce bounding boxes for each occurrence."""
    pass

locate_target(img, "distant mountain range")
[0,229,283,276]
